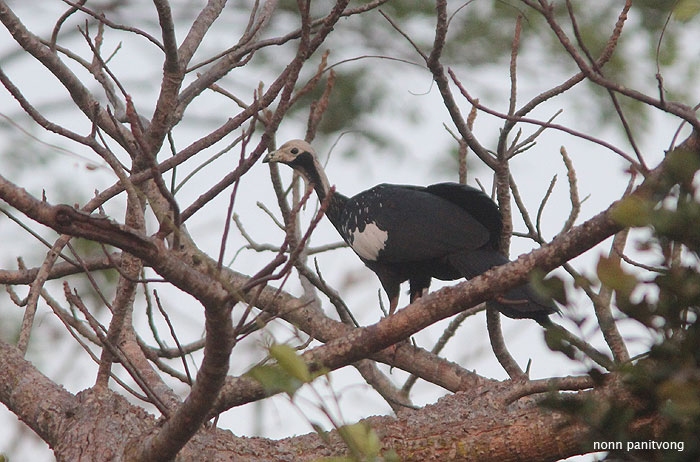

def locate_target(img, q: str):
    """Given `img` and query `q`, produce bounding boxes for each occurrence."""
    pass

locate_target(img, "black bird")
[263,139,556,322]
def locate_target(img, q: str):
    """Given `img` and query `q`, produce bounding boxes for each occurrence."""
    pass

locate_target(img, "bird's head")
[263,139,331,198]
[263,139,316,166]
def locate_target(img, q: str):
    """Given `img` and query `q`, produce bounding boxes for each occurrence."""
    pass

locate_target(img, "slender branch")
[94,248,144,388]
[402,305,483,395]
[64,284,172,414]
[177,0,228,69]
[487,307,525,378]
[448,69,644,169]
[0,1,133,146]
[17,236,73,354]
[146,0,183,152]
[534,0,700,132]
[213,130,700,412]
[536,174,557,240]
[353,360,415,412]
[0,252,120,285]
[50,0,86,50]
[564,0,647,172]
[596,227,634,364]
[503,374,595,404]
[58,0,165,50]
[422,0,494,168]
[558,146,581,235]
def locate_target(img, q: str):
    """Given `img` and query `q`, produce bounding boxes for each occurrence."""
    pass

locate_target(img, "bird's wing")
[339,184,493,263]
[424,182,502,245]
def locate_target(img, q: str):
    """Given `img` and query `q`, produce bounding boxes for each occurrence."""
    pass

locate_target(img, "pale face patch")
[350,222,388,261]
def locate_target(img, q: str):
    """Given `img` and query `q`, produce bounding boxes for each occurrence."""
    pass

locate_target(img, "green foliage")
[337,422,382,461]
[612,146,700,254]
[269,343,313,383]
[674,0,700,22]
[596,256,638,299]
[247,343,394,461]
[544,146,700,460]
[246,343,327,397]
[543,325,578,361]
[246,361,304,397]
[665,147,700,190]
[608,158,700,460]
[610,195,654,228]
[316,422,399,462]
[530,270,568,306]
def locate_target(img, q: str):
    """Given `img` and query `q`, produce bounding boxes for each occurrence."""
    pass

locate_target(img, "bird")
[263,139,557,323]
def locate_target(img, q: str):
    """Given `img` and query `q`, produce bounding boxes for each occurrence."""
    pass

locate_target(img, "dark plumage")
[263,139,556,322]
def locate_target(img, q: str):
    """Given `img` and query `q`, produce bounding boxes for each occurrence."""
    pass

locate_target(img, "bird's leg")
[410,288,428,303]
[409,278,431,307]
[387,294,409,365]
[388,289,423,315]
[389,296,399,315]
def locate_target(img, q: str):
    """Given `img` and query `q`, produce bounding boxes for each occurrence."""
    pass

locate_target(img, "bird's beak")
[262,151,274,163]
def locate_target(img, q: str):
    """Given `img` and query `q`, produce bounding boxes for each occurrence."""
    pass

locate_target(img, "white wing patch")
[351,222,388,261]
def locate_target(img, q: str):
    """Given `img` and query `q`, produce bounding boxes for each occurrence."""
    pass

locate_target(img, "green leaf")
[674,0,700,21]
[596,256,638,297]
[311,422,332,445]
[610,195,653,227]
[665,146,700,189]
[337,422,381,458]
[530,270,568,306]
[543,326,577,360]
[658,375,700,418]
[269,343,312,383]
[246,364,303,397]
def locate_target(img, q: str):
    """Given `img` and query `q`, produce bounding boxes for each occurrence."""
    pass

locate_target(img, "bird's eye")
[291,148,299,154]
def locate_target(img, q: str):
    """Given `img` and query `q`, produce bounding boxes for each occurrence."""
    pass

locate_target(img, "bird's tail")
[446,249,558,323]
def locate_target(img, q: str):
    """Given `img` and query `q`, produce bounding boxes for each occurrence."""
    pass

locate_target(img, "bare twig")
[532,0,700,132]
[50,0,86,50]
[487,308,526,379]
[448,70,644,169]
[535,175,557,240]
[402,305,484,394]
[17,235,74,355]
[59,0,165,50]
[503,374,595,404]
[564,0,647,172]
[558,146,581,235]
[64,283,171,414]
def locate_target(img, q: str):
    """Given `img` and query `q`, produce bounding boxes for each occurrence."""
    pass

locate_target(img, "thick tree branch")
[134,299,235,461]
[0,340,78,445]
[0,338,654,461]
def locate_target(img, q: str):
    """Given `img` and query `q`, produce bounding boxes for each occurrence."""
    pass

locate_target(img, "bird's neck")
[302,159,349,227]
[302,156,332,202]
